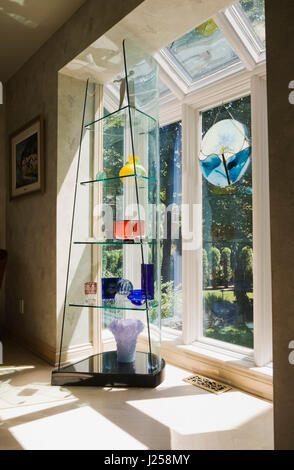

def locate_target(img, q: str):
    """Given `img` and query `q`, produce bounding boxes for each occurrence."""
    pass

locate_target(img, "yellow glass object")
[196,19,218,38]
[119,156,147,184]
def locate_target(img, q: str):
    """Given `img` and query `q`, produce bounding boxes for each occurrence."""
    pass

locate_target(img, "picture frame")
[10,115,44,199]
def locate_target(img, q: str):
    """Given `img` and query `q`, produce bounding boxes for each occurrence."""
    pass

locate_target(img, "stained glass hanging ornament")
[199,115,251,188]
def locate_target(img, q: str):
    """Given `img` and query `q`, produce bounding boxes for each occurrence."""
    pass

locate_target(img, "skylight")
[158,79,170,97]
[238,0,265,45]
[164,19,240,84]
[104,0,266,107]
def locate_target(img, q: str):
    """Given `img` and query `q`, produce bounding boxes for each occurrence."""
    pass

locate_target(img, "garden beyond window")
[201,96,254,349]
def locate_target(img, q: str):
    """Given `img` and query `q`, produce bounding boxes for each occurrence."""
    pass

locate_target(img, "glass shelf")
[56,351,161,376]
[80,105,159,184]
[52,352,165,387]
[80,175,156,186]
[69,301,159,311]
[84,105,157,130]
[74,239,157,245]
[203,239,252,244]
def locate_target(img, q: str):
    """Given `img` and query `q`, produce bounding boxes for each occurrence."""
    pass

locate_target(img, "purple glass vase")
[109,319,144,363]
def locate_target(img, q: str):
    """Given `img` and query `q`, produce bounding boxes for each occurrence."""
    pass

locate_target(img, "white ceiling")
[0,0,87,82]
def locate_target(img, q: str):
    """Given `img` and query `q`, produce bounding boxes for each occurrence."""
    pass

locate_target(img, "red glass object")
[114,220,145,240]
[84,282,97,295]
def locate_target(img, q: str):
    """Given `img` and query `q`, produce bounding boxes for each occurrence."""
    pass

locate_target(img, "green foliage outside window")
[102,248,123,278]
[239,0,265,24]
[203,249,209,287]
[221,247,233,288]
[202,96,254,349]
[102,110,124,280]
[211,247,221,288]
[240,246,253,285]
[159,122,182,326]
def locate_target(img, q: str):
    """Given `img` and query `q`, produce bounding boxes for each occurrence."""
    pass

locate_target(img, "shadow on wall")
[58,248,92,361]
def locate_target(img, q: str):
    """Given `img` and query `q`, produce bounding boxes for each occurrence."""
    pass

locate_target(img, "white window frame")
[158,62,271,367]
[225,3,266,61]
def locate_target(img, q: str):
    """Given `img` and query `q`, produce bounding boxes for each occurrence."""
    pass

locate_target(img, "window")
[101,0,271,369]
[159,121,182,331]
[102,108,124,328]
[163,19,239,84]
[201,96,253,349]
[156,0,271,367]
[238,0,266,45]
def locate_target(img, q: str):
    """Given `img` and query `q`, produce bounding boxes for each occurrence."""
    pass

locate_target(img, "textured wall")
[4,0,143,357]
[0,93,6,328]
[266,0,294,450]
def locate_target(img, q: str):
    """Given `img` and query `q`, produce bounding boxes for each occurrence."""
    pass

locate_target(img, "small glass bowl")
[128,289,151,306]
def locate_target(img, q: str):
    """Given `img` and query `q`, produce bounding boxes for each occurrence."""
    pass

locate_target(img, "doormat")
[183,373,232,395]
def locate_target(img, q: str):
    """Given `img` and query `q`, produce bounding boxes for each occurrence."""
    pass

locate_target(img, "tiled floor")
[0,340,273,450]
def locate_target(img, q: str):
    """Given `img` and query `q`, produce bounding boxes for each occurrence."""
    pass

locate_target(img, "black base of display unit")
[51,351,165,388]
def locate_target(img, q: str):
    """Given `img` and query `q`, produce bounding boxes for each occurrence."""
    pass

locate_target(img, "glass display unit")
[52,39,165,387]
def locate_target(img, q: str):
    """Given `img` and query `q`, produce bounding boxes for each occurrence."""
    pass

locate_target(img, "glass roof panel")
[164,19,240,83]
[239,0,265,45]
[158,79,170,97]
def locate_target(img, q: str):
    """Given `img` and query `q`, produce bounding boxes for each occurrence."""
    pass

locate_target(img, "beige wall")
[0,91,6,328]
[4,0,143,361]
[266,0,294,450]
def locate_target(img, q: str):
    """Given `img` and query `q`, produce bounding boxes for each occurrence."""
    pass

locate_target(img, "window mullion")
[182,104,202,344]
[251,75,272,367]
[93,83,104,354]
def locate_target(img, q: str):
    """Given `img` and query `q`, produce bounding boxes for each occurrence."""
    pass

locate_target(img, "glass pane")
[59,351,161,375]
[239,0,265,45]
[160,121,182,331]
[123,38,161,363]
[159,79,170,98]
[164,19,239,83]
[201,96,253,349]
[123,38,159,119]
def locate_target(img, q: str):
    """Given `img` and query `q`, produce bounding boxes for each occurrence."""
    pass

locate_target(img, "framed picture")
[10,115,44,198]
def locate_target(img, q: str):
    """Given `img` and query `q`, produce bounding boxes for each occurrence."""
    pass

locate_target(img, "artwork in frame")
[10,115,44,198]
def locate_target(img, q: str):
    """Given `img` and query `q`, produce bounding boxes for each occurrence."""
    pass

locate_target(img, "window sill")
[160,336,272,401]
[105,326,272,401]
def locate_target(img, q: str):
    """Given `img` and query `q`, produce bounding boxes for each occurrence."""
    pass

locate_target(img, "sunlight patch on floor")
[127,390,273,435]
[8,405,147,450]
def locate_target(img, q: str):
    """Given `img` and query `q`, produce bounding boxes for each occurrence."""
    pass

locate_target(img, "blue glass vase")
[141,264,154,299]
